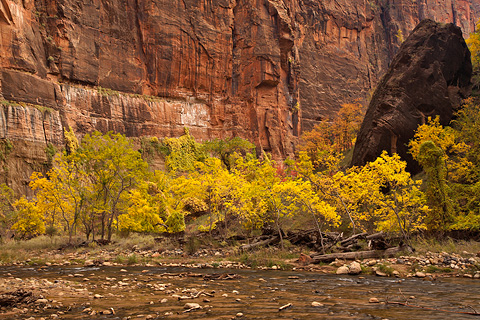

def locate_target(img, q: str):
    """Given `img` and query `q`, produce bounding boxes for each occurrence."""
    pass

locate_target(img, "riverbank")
[1,235,480,279]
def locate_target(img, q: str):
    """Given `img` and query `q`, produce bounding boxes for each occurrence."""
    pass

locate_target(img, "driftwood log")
[339,232,368,247]
[366,231,386,240]
[311,245,412,263]
[240,236,279,251]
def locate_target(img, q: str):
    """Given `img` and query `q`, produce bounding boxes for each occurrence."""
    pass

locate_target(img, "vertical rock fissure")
[134,0,148,76]
[452,0,457,26]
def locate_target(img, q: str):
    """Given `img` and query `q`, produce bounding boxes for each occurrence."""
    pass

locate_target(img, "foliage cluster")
[2,115,428,245]
[4,84,480,244]
[407,98,480,232]
[297,103,365,172]
[0,138,14,162]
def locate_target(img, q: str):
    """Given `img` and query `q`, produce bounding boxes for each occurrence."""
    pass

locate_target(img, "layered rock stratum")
[0,0,479,193]
[351,19,472,172]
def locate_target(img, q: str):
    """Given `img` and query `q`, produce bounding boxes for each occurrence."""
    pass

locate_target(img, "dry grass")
[233,245,306,270]
[1,235,70,251]
[0,235,73,264]
[412,237,480,256]
[111,233,158,251]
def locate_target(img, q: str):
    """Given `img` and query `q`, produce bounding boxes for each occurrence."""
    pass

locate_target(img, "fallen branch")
[366,231,386,240]
[279,303,292,311]
[240,236,279,251]
[311,245,411,263]
[339,232,368,247]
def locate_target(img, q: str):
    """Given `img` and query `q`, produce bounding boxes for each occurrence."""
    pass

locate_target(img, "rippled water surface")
[1,265,479,319]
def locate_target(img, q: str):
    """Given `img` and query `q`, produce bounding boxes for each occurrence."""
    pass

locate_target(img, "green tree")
[203,136,255,171]
[162,128,206,172]
[0,184,16,240]
[417,141,452,231]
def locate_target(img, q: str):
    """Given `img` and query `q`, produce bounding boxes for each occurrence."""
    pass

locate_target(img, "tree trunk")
[240,236,279,251]
[311,245,412,263]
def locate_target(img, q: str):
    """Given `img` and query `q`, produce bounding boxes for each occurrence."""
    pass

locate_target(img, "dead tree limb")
[366,232,386,240]
[240,236,279,251]
[339,232,368,246]
[311,245,411,263]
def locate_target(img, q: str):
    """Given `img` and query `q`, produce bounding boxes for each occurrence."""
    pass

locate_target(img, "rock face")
[351,19,472,172]
[0,0,479,193]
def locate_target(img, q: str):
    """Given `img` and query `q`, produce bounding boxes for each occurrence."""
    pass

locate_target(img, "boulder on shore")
[351,19,472,173]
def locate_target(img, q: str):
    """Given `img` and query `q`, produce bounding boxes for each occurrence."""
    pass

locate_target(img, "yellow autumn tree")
[118,170,186,234]
[466,20,480,90]
[75,132,149,240]
[336,152,427,235]
[12,197,45,238]
[30,157,92,243]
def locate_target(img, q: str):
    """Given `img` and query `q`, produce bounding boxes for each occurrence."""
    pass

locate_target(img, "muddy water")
[1,265,479,319]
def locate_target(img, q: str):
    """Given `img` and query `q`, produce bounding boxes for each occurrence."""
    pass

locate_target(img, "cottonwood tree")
[30,131,148,241]
[75,132,148,241]
[30,158,92,243]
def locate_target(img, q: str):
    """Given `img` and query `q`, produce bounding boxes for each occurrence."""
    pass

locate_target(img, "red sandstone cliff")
[0,0,479,193]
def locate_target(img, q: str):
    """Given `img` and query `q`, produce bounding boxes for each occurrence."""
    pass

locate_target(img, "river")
[1,265,478,319]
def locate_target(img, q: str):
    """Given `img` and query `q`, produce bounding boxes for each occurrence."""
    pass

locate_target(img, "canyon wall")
[0,0,479,193]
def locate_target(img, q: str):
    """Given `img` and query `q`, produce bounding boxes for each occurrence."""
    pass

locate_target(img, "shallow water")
[1,265,479,319]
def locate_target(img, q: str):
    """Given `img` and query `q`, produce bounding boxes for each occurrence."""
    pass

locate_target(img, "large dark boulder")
[351,19,472,173]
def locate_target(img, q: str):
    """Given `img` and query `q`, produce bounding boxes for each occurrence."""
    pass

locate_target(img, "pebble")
[184,302,201,310]
[236,312,244,317]
[348,261,362,275]
[336,266,349,275]
[415,272,426,278]
[311,301,324,307]
[35,298,49,304]
[369,298,380,303]
[375,270,387,277]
